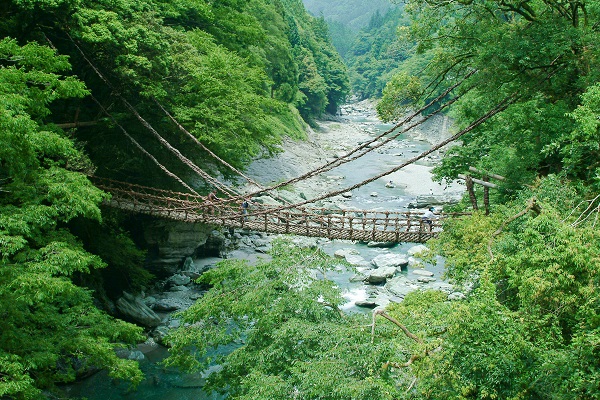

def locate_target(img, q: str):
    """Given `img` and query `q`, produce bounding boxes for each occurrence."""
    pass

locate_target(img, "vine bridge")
[76,50,489,244]
[95,178,451,243]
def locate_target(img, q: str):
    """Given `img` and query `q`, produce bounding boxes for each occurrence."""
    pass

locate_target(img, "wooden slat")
[99,181,452,243]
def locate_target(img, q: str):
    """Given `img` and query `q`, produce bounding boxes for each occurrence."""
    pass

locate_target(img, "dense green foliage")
[2,0,348,187]
[303,0,393,30]
[167,181,600,399]
[345,7,411,100]
[378,0,600,191]
[421,177,600,399]
[166,240,410,399]
[0,0,351,396]
[372,0,600,394]
[0,38,145,398]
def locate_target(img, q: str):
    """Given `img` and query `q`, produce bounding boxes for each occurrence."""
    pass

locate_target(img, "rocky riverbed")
[114,100,467,345]
[241,100,462,206]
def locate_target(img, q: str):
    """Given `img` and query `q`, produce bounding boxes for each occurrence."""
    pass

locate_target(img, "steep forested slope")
[345,6,410,99]
[2,0,349,187]
[377,0,600,192]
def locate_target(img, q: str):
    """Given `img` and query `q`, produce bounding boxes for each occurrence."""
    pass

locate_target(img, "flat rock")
[367,241,396,248]
[371,253,409,269]
[355,300,379,309]
[366,267,397,284]
[334,248,360,258]
[345,254,369,267]
[407,245,429,256]
[412,269,434,277]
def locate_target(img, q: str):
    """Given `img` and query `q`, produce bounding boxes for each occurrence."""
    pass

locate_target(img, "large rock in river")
[116,292,162,327]
[366,267,397,284]
[371,253,409,269]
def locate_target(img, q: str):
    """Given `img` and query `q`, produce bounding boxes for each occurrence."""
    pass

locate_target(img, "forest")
[2,0,600,398]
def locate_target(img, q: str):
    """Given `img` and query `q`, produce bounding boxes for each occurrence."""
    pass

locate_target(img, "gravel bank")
[242,100,462,203]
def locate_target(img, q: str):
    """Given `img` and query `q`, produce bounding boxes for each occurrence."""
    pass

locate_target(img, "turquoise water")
[63,345,226,400]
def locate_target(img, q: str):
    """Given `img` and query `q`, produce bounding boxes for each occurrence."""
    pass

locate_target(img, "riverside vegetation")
[2,0,600,399]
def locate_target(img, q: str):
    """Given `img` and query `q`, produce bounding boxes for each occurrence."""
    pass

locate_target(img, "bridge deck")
[96,179,446,243]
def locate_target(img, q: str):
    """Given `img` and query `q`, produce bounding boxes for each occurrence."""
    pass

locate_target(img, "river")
[63,102,462,399]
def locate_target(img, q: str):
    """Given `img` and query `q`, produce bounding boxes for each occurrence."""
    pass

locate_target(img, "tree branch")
[488,197,541,260]
[372,309,423,343]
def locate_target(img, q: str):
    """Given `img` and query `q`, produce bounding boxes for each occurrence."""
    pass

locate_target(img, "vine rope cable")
[243,60,566,215]
[67,32,237,197]
[239,70,478,199]
[89,94,199,195]
[244,93,520,216]
[152,98,264,190]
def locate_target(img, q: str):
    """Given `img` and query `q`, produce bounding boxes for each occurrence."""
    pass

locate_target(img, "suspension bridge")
[94,178,453,243]
[71,45,497,243]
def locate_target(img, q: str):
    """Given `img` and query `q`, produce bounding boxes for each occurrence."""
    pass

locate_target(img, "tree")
[0,38,144,398]
[424,177,600,398]
[381,0,600,192]
[165,240,422,399]
[345,6,410,100]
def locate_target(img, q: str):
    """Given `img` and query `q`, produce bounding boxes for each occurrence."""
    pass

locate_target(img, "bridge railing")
[206,204,450,238]
[92,177,466,241]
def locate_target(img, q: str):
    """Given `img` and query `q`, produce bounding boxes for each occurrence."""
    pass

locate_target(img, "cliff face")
[132,216,217,277]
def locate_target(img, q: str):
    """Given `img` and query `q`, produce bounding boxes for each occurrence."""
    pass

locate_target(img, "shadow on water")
[62,345,232,400]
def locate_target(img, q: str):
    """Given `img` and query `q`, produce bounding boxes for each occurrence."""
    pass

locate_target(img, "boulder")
[355,300,379,309]
[140,218,214,277]
[412,269,434,277]
[334,248,359,258]
[407,244,429,257]
[153,298,182,312]
[371,253,409,269]
[116,292,162,327]
[168,273,191,287]
[429,281,455,293]
[408,256,424,268]
[366,241,396,248]
[345,254,369,267]
[385,276,419,298]
[275,191,306,205]
[150,326,170,345]
[448,292,466,301]
[366,267,397,284]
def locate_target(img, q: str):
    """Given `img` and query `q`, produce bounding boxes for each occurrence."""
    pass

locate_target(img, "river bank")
[242,100,462,204]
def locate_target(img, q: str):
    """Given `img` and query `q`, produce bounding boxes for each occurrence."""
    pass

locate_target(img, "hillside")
[302,0,392,30]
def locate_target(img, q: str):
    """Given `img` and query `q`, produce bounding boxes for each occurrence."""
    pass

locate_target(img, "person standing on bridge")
[207,190,218,215]
[421,207,437,232]
[240,198,250,221]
